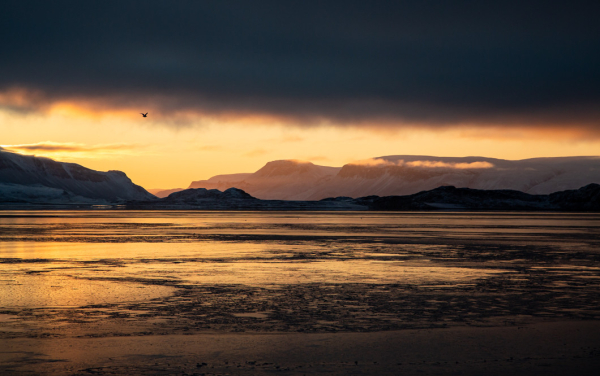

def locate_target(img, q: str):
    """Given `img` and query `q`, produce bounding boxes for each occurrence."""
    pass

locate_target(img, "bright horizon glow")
[2,106,600,190]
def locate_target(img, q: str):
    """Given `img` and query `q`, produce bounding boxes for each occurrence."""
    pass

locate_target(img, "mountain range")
[0,149,154,204]
[2,150,600,211]
[131,184,600,211]
[155,156,600,200]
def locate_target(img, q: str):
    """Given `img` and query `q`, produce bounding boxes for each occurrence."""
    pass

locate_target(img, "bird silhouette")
[141,112,148,117]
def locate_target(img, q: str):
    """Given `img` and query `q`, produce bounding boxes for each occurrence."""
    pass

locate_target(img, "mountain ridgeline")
[366,184,600,211]
[188,160,340,200]
[1,151,600,211]
[128,183,600,211]
[185,156,600,200]
[0,150,155,204]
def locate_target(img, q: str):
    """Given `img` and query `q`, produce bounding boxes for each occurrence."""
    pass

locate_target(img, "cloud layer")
[1,142,141,158]
[1,1,599,133]
[350,158,494,169]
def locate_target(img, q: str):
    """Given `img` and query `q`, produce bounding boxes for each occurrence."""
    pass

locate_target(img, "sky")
[2,1,600,189]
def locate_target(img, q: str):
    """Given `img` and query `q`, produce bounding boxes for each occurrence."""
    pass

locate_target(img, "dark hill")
[368,184,600,211]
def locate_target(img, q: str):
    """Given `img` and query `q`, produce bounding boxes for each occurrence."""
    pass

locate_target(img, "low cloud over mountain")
[3,150,599,210]
[187,156,600,200]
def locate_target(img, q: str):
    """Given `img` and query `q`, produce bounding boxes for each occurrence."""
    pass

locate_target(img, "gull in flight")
[141,112,148,117]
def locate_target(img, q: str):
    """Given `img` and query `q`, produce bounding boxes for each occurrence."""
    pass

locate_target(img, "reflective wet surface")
[0,211,599,338]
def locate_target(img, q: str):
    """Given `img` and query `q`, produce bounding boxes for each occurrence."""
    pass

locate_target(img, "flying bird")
[141,112,148,117]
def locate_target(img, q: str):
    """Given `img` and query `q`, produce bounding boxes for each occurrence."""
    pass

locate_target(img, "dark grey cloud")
[1,0,600,131]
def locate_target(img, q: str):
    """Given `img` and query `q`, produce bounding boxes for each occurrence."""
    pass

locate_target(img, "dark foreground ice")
[0,211,599,375]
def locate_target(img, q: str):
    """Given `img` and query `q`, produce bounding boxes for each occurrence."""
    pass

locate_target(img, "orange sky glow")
[2,99,600,190]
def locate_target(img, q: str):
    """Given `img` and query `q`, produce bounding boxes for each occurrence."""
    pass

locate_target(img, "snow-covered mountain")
[189,160,340,200]
[185,156,600,200]
[318,155,600,199]
[0,183,100,205]
[0,150,155,203]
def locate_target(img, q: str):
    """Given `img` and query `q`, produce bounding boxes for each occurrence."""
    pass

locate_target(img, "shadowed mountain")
[127,184,600,211]
[548,183,600,211]
[148,188,185,198]
[129,187,366,210]
[186,156,600,200]
[0,150,155,204]
[184,173,252,195]
[368,184,600,211]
